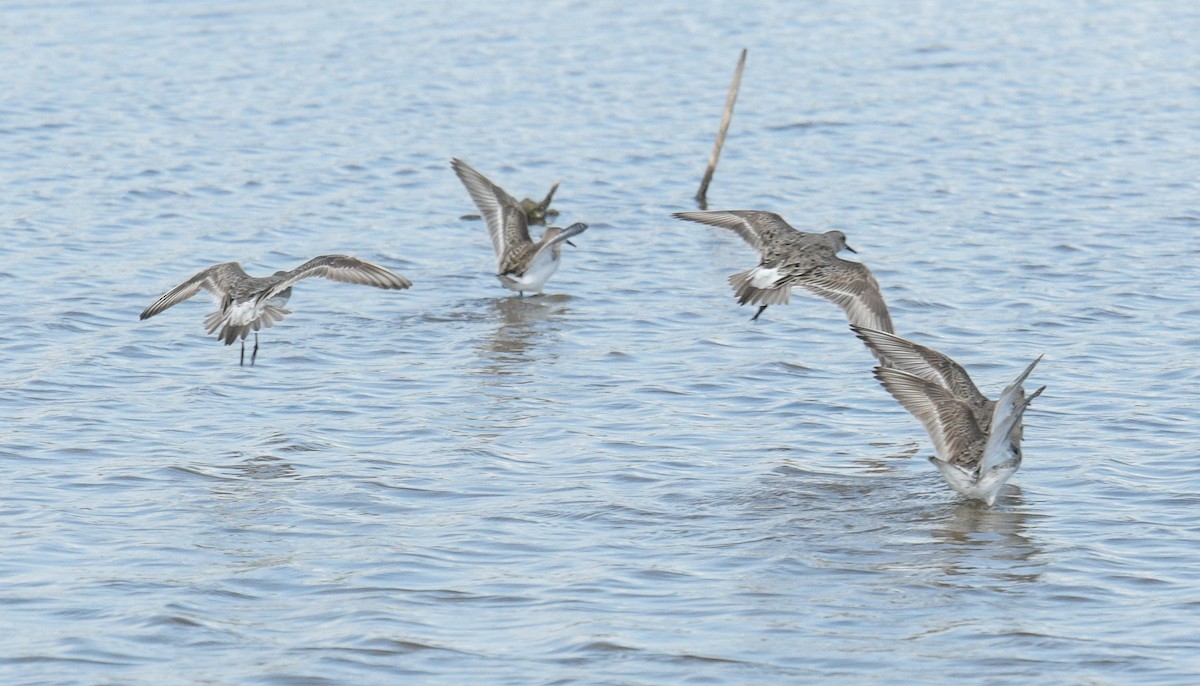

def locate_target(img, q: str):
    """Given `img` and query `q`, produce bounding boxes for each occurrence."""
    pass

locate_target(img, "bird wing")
[525,222,588,270]
[874,366,985,464]
[795,259,894,333]
[259,255,412,301]
[851,326,989,407]
[979,356,1044,474]
[672,210,798,253]
[452,158,532,266]
[979,385,1043,476]
[140,262,243,320]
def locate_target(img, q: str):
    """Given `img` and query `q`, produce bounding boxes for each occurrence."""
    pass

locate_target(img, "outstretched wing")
[259,255,412,301]
[525,222,588,269]
[874,366,985,465]
[140,262,242,320]
[980,385,1044,476]
[672,210,799,253]
[852,325,988,407]
[452,158,532,265]
[795,259,894,333]
[979,356,1044,474]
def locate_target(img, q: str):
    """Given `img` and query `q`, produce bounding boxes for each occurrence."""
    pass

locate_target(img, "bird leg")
[751,305,769,321]
[251,333,259,366]
[240,340,245,366]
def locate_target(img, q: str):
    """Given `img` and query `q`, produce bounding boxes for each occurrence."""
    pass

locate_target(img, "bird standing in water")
[452,158,587,297]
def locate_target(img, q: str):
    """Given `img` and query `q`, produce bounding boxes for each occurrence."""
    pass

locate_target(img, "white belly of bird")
[929,458,1019,506]
[499,251,561,293]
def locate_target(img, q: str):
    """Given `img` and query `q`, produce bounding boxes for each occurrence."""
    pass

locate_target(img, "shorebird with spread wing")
[140,255,411,365]
[853,325,1045,506]
[673,210,892,332]
[452,158,587,297]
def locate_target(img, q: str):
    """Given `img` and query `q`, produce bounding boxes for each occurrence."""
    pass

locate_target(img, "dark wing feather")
[852,326,989,409]
[673,210,799,253]
[452,158,532,264]
[259,255,411,301]
[795,259,894,333]
[874,367,985,466]
[140,262,243,320]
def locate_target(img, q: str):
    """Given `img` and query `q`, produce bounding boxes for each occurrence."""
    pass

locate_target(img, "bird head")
[828,230,857,254]
[546,222,587,247]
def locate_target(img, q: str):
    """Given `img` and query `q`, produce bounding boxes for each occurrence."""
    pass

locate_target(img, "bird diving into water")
[853,325,1045,506]
[452,158,587,297]
[140,255,412,366]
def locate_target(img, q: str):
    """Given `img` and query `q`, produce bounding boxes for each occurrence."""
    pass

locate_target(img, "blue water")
[3,1,1200,683]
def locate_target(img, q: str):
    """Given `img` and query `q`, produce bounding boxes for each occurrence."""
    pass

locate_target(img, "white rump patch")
[748,267,781,289]
[225,300,261,327]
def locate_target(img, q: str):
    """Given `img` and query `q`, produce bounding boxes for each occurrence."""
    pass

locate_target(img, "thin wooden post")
[695,49,747,209]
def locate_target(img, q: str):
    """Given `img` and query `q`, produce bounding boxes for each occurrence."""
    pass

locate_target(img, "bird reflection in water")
[853,441,921,474]
[935,485,1032,542]
[476,294,570,375]
[926,487,1043,583]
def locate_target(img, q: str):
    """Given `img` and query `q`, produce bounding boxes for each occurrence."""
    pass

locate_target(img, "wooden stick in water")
[695,48,747,209]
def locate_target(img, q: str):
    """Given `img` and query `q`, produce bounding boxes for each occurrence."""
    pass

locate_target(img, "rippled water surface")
[3,1,1200,683]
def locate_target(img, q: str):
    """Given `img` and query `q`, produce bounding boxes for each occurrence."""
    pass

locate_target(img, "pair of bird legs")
[239,334,259,367]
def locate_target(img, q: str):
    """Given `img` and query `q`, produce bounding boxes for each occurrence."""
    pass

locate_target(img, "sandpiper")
[853,325,1045,506]
[451,158,587,297]
[673,210,893,331]
[140,255,411,365]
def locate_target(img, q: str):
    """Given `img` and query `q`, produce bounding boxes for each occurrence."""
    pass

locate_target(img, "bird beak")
[845,243,858,254]
[566,240,577,247]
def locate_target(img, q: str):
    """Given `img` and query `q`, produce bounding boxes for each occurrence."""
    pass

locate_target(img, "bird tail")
[728,268,790,307]
[203,310,224,335]
[218,323,251,345]
[252,306,291,331]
